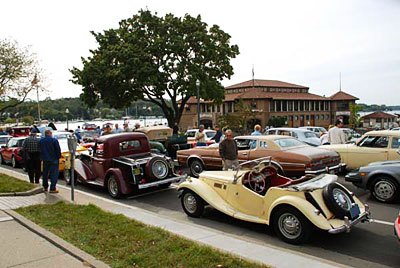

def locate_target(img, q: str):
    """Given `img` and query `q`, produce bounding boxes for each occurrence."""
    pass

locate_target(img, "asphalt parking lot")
[4,165,400,268]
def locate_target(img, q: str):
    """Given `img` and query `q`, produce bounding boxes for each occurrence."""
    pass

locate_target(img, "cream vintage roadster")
[178,158,371,244]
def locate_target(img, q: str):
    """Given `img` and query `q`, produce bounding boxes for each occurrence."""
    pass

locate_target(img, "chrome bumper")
[328,204,371,234]
[138,174,187,189]
[305,163,347,175]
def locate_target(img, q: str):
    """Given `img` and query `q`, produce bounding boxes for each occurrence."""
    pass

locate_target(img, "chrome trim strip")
[305,163,346,174]
[138,175,187,189]
[328,206,370,234]
[280,162,305,167]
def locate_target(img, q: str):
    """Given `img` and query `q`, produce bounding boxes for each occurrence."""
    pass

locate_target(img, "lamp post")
[196,79,200,128]
[66,108,70,130]
[31,74,40,123]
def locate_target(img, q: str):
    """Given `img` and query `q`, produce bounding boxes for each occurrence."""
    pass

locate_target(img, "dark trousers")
[42,160,59,190]
[26,152,41,183]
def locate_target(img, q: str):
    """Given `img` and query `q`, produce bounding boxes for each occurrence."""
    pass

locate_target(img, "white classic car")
[178,158,370,244]
[320,130,400,170]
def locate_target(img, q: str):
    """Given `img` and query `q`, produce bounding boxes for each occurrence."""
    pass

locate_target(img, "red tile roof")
[362,111,397,119]
[224,88,328,101]
[226,79,308,89]
[329,91,359,100]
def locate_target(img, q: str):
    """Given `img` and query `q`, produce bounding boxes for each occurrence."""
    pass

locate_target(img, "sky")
[1,0,399,105]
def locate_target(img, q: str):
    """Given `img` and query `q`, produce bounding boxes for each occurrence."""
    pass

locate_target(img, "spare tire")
[145,156,170,181]
[323,182,355,219]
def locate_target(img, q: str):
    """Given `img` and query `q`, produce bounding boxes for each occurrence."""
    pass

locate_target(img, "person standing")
[39,129,61,193]
[95,126,102,136]
[195,125,206,146]
[252,124,262,135]
[173,123,179,135]
[211,126,222,143]
[22,128,41,184]
[113,123,122,133]
[123,123,132,132]
[219,129,239,170]
[328,120,346,144]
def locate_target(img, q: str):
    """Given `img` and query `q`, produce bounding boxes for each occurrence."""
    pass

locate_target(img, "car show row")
[1,124,400,244]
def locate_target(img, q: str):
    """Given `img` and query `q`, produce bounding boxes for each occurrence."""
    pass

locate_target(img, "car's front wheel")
[189,159,203,178]
[371,176,399,203]
[272,206,311,245]
[181,189,204,217]
[107,175,122,199]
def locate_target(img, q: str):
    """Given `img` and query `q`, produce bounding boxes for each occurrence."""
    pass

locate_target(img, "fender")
[178,179,236,218]
[105,168,133,195]
[186,155,205,167]
[267,195,332,230]
[366,170,400,189]
[269,160,285,175]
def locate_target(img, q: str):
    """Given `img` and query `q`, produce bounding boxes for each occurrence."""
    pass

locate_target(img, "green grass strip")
[0,173,35,193]
[17,202,268,268]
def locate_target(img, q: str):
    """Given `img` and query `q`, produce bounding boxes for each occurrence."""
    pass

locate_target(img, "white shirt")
[328,127,346,144]
[320,133,329,145]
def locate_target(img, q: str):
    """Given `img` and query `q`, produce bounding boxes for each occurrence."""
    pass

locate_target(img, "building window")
[284,88,287,92]
[300,101,304,111]
[238,89,242,93]
[288,101,292,111]
[294,101,298,111]
[321,115,324,120]
[217,105,220,113]
[289,115,293,120]
[185,105,190,112]
[251,102,257,109]
[278,88,282,92]
[271,88,275,92]
[276,101,282,112]
[316,115,319,120]
[306,115,310,120]
[289,89,292,93]
[207,104,211,113]
[326,114,329,119]
[294,116,298,120]
[228,102,233,113]
[300,115,304,120]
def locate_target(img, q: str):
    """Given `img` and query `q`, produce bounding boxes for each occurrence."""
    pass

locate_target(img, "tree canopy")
[0,39,43,113]
[70,9,239,127]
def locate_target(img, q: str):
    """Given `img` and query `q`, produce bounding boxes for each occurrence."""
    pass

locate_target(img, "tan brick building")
[179,79,358,130]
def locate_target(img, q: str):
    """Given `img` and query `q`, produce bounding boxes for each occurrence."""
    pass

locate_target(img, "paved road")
[4,164,400,268]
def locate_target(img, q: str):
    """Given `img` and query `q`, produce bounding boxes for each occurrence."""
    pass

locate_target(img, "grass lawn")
[0,173,35,193]
[17,202,269,268]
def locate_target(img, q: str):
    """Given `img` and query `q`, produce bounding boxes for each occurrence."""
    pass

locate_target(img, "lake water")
[53,118,168,131]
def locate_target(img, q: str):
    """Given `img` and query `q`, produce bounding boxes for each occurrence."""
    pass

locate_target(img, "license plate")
[133,169,141,175]
[350,204,360,219]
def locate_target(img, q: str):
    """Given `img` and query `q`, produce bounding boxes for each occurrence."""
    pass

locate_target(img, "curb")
[4,209,111,268]
[0,185,44,197]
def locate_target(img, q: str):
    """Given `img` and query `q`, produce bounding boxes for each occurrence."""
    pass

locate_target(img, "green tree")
[349,103,362,130]
[0,39,44,113]
[217,100,259,134]
[70,9,239,127]
[21,115,34,125]
[268,116,286,127]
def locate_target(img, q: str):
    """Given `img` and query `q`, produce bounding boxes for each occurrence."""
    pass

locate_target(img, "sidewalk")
[0,210,89,268]
[0,167,347,268]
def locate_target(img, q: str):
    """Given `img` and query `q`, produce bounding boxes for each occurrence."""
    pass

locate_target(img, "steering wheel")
[247,170,268,194]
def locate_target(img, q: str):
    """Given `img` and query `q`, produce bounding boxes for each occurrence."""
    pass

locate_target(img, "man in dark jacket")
[219,129,238,170]
[38,129,61,193]
[211,126,222,143]
[22,128,41,184]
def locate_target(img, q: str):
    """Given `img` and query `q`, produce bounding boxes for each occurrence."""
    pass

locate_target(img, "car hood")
[302,137,321,146]
[367,160,400,166]
[286,146,339,159]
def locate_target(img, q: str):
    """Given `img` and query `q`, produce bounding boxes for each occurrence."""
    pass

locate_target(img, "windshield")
[205,131,216,138]
[0,137,9,144]
[304,132,318,138]
[274,138,305,148]
[318,127,327,132]
[53,133,71,140]
[186,131,196,138]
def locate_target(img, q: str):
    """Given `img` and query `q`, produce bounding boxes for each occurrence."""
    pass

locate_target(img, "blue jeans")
[42,160,59,190]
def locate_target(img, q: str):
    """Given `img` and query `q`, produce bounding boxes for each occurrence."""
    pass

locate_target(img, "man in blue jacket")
[39,129,61,193]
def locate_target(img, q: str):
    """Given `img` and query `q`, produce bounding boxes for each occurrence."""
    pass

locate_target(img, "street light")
[31,74,40,123]
[66,108,70,130]
[196,79,200,128]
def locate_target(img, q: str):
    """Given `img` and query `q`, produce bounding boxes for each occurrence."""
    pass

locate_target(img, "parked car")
[299,126,328,136]
[0,137,27,168]
[178,157,370,244]
[52,131,88,180]
[10,126,31,137]
[82,123,98,131]
[74,133,186,198]
[186,129,216,147]
[177,135,345,177]
[341,128,362,143]
[80,130,99,143]
[0,135,12,147]
[320,130,400,170]
[345,160,400,203]
[265,128,321,146]
[395,211,400,241]
[136,126,191,158]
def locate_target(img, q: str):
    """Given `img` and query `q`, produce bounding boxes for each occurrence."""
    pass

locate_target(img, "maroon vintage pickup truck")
[74,132,186,198]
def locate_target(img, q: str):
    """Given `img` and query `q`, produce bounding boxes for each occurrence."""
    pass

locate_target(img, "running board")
[138,175,187,189]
